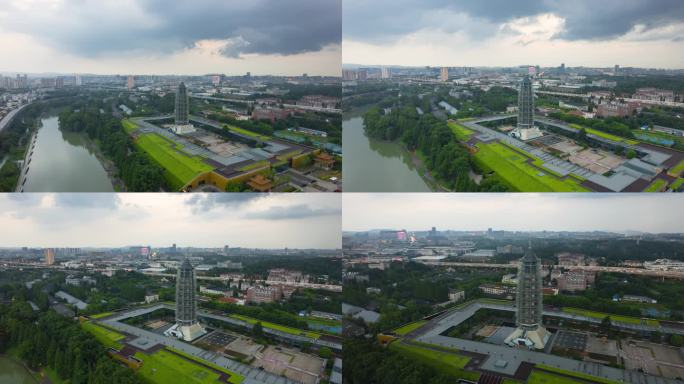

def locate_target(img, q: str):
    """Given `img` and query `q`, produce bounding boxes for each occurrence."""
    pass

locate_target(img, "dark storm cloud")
[246,204,341,220]
[184,194,264,213]
[1,0,340,58]
[343,0,684,42]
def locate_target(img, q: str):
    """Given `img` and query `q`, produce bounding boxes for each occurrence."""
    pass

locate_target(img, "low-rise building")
[246,285,283,304]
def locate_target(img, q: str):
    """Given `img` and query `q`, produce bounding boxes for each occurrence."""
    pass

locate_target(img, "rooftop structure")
[505,242,549,349]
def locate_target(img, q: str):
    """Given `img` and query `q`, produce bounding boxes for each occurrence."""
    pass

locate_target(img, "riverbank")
[0,352,40,384]
[79,135,126,192]
[343,105,433,191]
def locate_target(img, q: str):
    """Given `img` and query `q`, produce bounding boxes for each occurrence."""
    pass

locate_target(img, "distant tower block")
[505,242,550,349]
[164,258,206,341]
[511,75,542,141]
[127,75,135,90]
[44,248,55,265]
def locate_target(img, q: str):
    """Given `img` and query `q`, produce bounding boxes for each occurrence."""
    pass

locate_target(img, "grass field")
[670,160,684,176]
[134,349,243,384]
[135,133,214,190]
[225,125,270,141]
[393,320,427,335]
[122,119,138,133]
[82,321,125,349]
[644,178,668,192]
[528,370,584,384]
[165,348,244,384]
[562,307,659,326]
[569,124,639,145]
[473,142,588,192]
[535,365,621,384]
[90,312,114,319]
[389,341,478,381]
[448,122,475,141]
[230,314,321,339]
[671,177,684,190]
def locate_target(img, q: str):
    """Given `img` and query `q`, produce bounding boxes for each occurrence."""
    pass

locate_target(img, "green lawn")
[90,311,114,319]
[135,133,214,190]
[165,348,244,384]
[562,307,659,326]
[225,125,270,140]
[644,178,668,192]
[134,349,243,384]
[534,365,621,384]
[393,320,427,335]
[448,122,474,141]
[527,370,584,384]
[473,142,588,192]
[82,321,125,349]
[670,160,684,176]
[671,177,684,190]
[570,124,639,145]
[389,341,478,381]
[238,160,270,172]
[230,314,321,339]
[122,119,138,133]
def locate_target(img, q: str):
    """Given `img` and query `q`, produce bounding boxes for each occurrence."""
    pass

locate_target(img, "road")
[417,260,684,279]
[0,103,30,133]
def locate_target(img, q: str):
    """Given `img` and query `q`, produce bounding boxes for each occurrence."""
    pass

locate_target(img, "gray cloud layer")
[344,0,684,43]
[1,0,341,58]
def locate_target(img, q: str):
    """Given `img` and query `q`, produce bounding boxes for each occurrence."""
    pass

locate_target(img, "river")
[21,115,114,192]
[0,357,37,384]
[342,112,432,192]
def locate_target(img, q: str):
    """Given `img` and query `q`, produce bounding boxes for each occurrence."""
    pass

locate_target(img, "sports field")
[230,314,321,339]
[389,341,478,380]
[570,124,639,145]
[449,122,474,141]
[135,349,243,384]
[473,142,588,192]
[393,320,427,335]
[82,321,125,349]
[135,133,214,190]
[562,307,659,326]
[644,178,668,192]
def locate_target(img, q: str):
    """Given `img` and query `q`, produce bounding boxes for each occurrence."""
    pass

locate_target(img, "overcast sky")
[0,194,341,248]
[343,194,684,233]
[343,0,684,68]
[0,0,341,76]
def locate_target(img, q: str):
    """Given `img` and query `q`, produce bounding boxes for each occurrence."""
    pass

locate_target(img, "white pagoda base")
[510,126,543,141]
[504,325,550,350]
[164,322,206,342]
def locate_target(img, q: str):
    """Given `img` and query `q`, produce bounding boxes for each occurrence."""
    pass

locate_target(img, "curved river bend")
[21,115,114,192]
[342,114,431,192]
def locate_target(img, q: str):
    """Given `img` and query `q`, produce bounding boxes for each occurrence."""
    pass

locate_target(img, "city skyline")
[0,0,341,76]
[343,0,684,68]
[342,194,684,233]
[0,193,341,248]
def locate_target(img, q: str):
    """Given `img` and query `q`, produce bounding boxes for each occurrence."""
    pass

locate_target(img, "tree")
[626,149,637,159]
[670,334,683,347]
[318,346,332,359]
[600,316,612,336]
[252,321,263,338]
